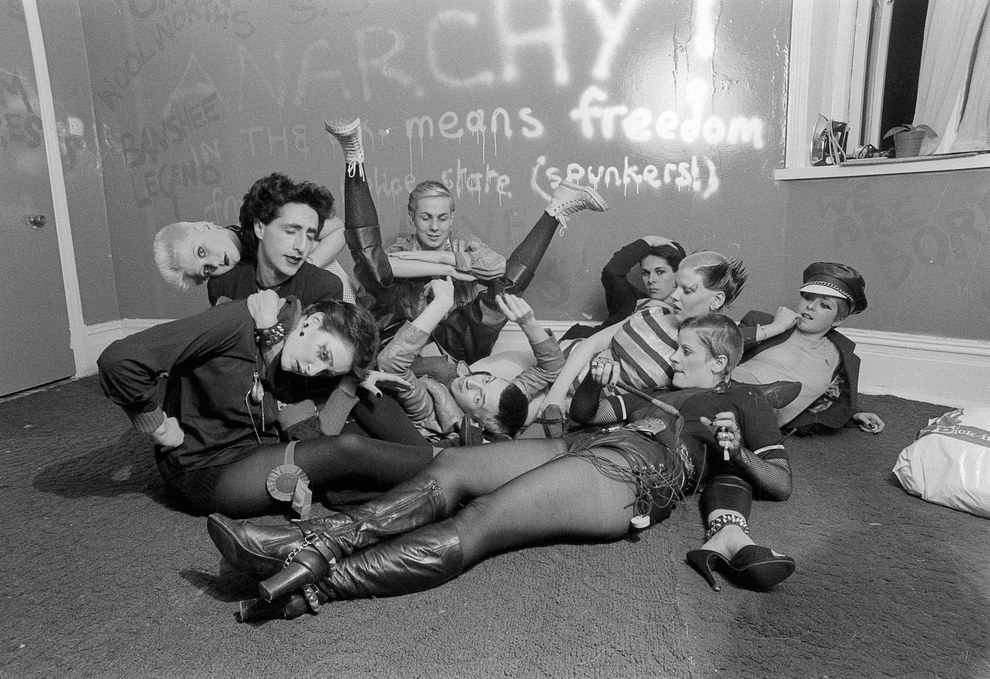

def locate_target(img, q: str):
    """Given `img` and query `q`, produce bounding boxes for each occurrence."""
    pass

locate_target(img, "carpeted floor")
[1,376,987,679]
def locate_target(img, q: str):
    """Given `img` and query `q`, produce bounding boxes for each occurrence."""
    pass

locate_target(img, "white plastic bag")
[893,408,990,519]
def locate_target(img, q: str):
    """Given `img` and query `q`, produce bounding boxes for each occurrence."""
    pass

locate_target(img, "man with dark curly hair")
[198,173,429,448]
[207,173,344,306]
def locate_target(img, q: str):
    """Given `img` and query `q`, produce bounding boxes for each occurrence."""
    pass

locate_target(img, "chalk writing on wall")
[99,1,778,231]
[818,181,990,298]
[120,91,222,167]
[531,154,719,200]
[97,0,254,110]
[0,70,42,151]
[226,0,653,107]
[570,82,765,149]
[404,107,545,168]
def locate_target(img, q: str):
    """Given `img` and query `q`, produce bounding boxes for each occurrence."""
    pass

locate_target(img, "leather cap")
[799,262,867,314]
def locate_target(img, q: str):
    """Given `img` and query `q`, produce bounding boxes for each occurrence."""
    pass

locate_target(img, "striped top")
[608,303,678,391]
[562,300,677,396]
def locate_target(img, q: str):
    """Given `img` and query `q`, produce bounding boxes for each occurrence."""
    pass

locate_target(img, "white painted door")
[0,5,73,396]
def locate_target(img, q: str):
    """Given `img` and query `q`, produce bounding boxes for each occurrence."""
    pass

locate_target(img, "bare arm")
[498,294,566,397]
[387,256,476,281]
[376,279,456,431]
[755,307,800,342]
[388,249,457,266]
[541,323,621,412]
[851,411,885,433]
[306,215,346,268]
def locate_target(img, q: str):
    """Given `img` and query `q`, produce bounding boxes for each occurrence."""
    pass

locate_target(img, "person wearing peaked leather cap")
[798,262,868,315]
[732,261,885,435]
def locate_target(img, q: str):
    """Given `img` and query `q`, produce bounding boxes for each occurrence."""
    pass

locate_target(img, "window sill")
[774,151,990,181]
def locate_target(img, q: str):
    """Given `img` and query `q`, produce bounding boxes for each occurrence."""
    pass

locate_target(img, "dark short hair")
[643,242,686,270]
[239,173,335,258]
[492,382,529,437]
[304,299,379,379]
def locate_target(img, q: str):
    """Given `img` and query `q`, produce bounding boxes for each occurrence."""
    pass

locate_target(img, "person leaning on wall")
[731,261,885,435]
[383,179,507,354]
[327,115,607,368]
[562,235,687,341]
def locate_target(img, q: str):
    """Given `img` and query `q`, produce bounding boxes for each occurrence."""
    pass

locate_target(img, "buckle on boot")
[282,530,338,570]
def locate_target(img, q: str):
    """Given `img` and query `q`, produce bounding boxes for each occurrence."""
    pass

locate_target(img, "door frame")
[22,0,87,379]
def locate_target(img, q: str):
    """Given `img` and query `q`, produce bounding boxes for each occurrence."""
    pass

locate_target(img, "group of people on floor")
[98,115,884,622]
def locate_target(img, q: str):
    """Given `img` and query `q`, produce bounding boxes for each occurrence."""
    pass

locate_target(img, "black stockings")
[370,438,639,566]
[205,434,433,518]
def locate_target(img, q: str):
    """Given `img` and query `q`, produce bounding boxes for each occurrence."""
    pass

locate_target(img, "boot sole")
[207,514,284,578]
[324,118,360,135]
[735,558,796,591]
[557,180,609,211]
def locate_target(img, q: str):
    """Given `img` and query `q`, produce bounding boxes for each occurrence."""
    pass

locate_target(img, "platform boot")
[208,475,448,580]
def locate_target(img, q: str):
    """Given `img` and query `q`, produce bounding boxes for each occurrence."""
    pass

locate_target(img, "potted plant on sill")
[883,124,938,158]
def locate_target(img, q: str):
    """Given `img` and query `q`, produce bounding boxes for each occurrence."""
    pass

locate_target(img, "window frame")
[776,0,990,181]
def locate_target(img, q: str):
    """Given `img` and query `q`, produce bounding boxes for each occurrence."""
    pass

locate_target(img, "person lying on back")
[377,278,564,443]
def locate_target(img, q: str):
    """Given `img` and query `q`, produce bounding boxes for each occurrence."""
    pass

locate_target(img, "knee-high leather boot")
[430,212,561,363]
[329,117,392,294]
[315,520,464,601]
[208,476,448,578]
[344,220,403,342]
[326,117,404,339]
[345,223,393,294]
[431,181,608,363]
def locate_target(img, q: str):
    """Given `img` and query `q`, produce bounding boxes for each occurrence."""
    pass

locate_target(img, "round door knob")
[27,214,47,228]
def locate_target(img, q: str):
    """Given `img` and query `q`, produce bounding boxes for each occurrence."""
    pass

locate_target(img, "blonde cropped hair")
[406,180,454,221]
[680,251,748,309]
[153,221,218,290]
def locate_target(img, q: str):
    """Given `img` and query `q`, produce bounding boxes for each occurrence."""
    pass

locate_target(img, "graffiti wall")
[75,0,791,322]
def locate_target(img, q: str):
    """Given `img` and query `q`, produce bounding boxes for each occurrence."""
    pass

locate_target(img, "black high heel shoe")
[686,545,796,592]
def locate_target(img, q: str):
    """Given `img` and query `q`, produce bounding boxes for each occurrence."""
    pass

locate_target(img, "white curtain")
[913,0,990,152]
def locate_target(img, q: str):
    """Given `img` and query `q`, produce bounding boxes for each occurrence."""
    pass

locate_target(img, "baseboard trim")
[839,327,990,407]
[79,319,990,408]
[79,318,169,377]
